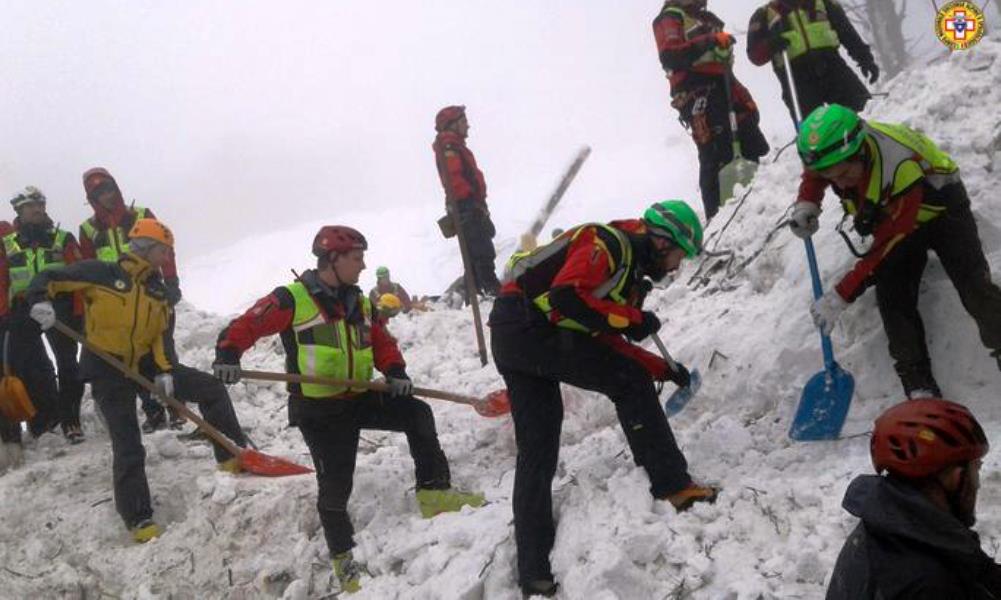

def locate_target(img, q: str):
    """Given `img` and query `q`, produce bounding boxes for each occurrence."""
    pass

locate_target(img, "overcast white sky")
[0,1,974,266]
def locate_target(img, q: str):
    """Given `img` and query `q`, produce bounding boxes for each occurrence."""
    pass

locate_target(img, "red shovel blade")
[474,389,511,417]
[238,448,313,477]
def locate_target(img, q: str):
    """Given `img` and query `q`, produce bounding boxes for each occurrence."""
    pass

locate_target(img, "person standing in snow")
[368,266,412,314]
[747,0,878,127]
[652,0,770,221]
[78,167,185,433]
[790,104,1001,398]
[212,225,485,594]
[26,218,248,543]
[0,187,78,448]
[489,200,718,597]
[826,398,1001,599]
[432,105,502,296]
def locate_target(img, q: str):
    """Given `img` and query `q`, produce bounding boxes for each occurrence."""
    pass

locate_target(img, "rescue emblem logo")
[935,1,986,50]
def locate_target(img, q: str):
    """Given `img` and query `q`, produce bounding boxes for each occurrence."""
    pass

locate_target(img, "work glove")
[387,375,414,397]
[212,349,242,384]
[768,22,790,52]
[625,311,661,342]
[859,59,880,84]
[154,373,175,400]
[164,277,182,306]
[659,360,692,389]
[789,202,821,239]
[29,301,56,331]
[711,32,736,50]
[810,290,849,336]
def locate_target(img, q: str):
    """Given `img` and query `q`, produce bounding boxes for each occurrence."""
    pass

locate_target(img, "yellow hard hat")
[378,293,403,312]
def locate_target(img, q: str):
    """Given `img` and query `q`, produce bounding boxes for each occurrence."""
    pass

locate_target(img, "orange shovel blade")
[238,448,313,477]
[0,375,36,422]
[474,389,511,417]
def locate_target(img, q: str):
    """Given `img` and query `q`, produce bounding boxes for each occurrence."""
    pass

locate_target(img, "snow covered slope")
[2,41,1000,599]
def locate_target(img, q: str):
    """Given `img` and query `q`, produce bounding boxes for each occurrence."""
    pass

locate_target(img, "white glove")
[387,376,413,397]
[789,202,821,239]
[154,373,175,400]
[810,291,849,336]
[29,301,56,331]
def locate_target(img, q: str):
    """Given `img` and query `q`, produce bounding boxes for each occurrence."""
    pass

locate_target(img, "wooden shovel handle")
[239,370,483,408]
[52,321,242,456]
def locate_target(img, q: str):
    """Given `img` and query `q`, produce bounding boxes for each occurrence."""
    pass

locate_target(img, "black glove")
[625,311,661,342]
[165,277,183,307]
[768,22,789,52]
[212,347,242,384]
[665,361,692,389]
[859,60,879,84]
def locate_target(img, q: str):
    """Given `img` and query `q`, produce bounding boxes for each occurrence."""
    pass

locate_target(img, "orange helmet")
[129,218,175,248]
[435,105,466,132]
[871,398,989,479]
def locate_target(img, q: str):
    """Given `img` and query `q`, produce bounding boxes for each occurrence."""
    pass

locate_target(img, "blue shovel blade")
[789,362,855,441]
[663,369,702,417]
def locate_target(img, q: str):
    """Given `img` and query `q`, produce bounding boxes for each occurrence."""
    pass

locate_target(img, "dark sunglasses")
[87,180,118,199]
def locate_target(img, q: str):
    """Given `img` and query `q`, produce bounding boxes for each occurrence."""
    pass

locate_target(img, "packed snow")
[2,40,1000,599]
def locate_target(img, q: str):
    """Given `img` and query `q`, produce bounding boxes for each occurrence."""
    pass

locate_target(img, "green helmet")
[642,200,703,257]
[797,104,866,171]
[376,266,390,278]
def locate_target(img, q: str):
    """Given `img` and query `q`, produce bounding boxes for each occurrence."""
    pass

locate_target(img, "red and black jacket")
[433,130,487,206]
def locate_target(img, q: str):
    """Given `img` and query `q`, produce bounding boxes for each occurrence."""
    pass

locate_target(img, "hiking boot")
[416,488,486,518]
[217,457,242,474]
[167,409,186,431]
[0,442,24,474]
[521,579,559,598]
[131,519,163,543]
[664,482,719,512]
[141,408,166,434]
[898,364,941,400]
[907,388,939,400]
[63,425,85,445]
[332,551,363,593]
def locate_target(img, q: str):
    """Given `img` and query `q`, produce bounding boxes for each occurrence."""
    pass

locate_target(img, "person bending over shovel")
[212,225,485,594]
[489,200,717,597]
[26,219,248,543]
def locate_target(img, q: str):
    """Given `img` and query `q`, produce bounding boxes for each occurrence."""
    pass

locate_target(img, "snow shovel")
[652,333,702,417]
[781,52,855,440]
[717,67,758,205]
[0,331,36,422]
[788,239,855,440]
[239,370,511,418]
[51,321,313,476]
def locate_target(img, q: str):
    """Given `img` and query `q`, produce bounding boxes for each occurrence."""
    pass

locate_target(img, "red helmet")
[312,226,368,258]
[871,398,989,479]
[435,105,466,132]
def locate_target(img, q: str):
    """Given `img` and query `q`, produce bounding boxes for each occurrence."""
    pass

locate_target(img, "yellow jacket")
[27,253,172,373]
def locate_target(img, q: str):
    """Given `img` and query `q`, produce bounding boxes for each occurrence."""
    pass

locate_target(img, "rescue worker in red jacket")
[79,167,183,432]
[791,105,1001,398]
[1,186,83,443]
[212,226,484,594]
[433,105,502,296]
[489,200,718,597]
[653,0,770,221]
[747,0,878,127]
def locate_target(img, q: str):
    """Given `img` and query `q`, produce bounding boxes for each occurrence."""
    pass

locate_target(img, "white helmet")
[10,186,46,210]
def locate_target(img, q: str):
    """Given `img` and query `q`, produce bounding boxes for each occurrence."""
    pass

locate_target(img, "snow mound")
[2,40,1000,599]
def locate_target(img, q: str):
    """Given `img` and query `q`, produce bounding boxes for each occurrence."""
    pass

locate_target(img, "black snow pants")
[778,53,870,128]
[46,301,84,432]
[489,295,692,586]
[873,183,1001,396]
[93,363,246,528]
[456,201,501,296]
[292,391,451,556]
[0,316,59,440]
[677,76,770,221]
